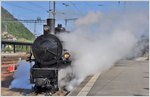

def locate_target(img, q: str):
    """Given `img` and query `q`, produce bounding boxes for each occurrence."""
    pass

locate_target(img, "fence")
[1,40,33,53]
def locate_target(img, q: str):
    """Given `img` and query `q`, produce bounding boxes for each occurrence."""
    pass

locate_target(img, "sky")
[1,1,149,36]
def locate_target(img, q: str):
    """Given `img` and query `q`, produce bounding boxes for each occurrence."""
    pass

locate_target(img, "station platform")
[68,60,149,96]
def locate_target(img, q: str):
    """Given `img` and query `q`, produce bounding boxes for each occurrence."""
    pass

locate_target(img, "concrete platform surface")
[68,60,149,96]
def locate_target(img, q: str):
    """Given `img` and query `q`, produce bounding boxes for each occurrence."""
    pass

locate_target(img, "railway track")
[20,89,70,96]
[1,88,70,96]
[2,53,28,75]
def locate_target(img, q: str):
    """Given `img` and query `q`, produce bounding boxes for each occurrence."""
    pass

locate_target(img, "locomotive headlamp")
[44,25,50,31]
[63,52,70,59]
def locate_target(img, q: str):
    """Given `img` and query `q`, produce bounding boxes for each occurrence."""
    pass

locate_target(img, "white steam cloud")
[58,10,148,90]
[10,60,34,89]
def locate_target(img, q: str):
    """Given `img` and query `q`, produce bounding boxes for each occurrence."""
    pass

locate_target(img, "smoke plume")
[58,10,148,90]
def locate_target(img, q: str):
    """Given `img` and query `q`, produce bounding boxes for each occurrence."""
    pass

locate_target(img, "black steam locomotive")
[29,18,71,95]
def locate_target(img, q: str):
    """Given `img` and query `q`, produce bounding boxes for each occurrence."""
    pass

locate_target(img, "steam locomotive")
[28,18,71,95]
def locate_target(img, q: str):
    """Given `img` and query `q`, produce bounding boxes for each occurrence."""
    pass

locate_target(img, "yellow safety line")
[77,73,101,96]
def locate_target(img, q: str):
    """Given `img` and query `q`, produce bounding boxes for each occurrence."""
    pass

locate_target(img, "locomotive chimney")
[44,18,55,35]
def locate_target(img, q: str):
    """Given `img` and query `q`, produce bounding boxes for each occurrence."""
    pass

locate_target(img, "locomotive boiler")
[29,18,71,95]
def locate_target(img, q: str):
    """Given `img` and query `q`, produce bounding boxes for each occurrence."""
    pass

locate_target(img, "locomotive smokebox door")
[32,34,63,67]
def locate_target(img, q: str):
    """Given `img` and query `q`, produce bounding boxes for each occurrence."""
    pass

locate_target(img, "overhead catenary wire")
[2,2,48,22]
[26,2,48,12]
[69,1,84,16]
[84,2,98,12]
[4,3,44,14]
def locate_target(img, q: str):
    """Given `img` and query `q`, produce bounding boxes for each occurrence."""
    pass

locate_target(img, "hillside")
[1,7,35,42]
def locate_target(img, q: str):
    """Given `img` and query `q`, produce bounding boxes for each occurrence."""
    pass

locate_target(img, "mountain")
[1,7,35,42]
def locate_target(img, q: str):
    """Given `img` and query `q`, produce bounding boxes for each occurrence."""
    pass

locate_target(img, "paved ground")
[68,60,149,96]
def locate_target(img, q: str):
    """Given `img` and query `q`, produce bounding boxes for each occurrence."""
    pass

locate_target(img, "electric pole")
[48,1,55,19]
[53,1,56,19]
[49,1,51,18]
